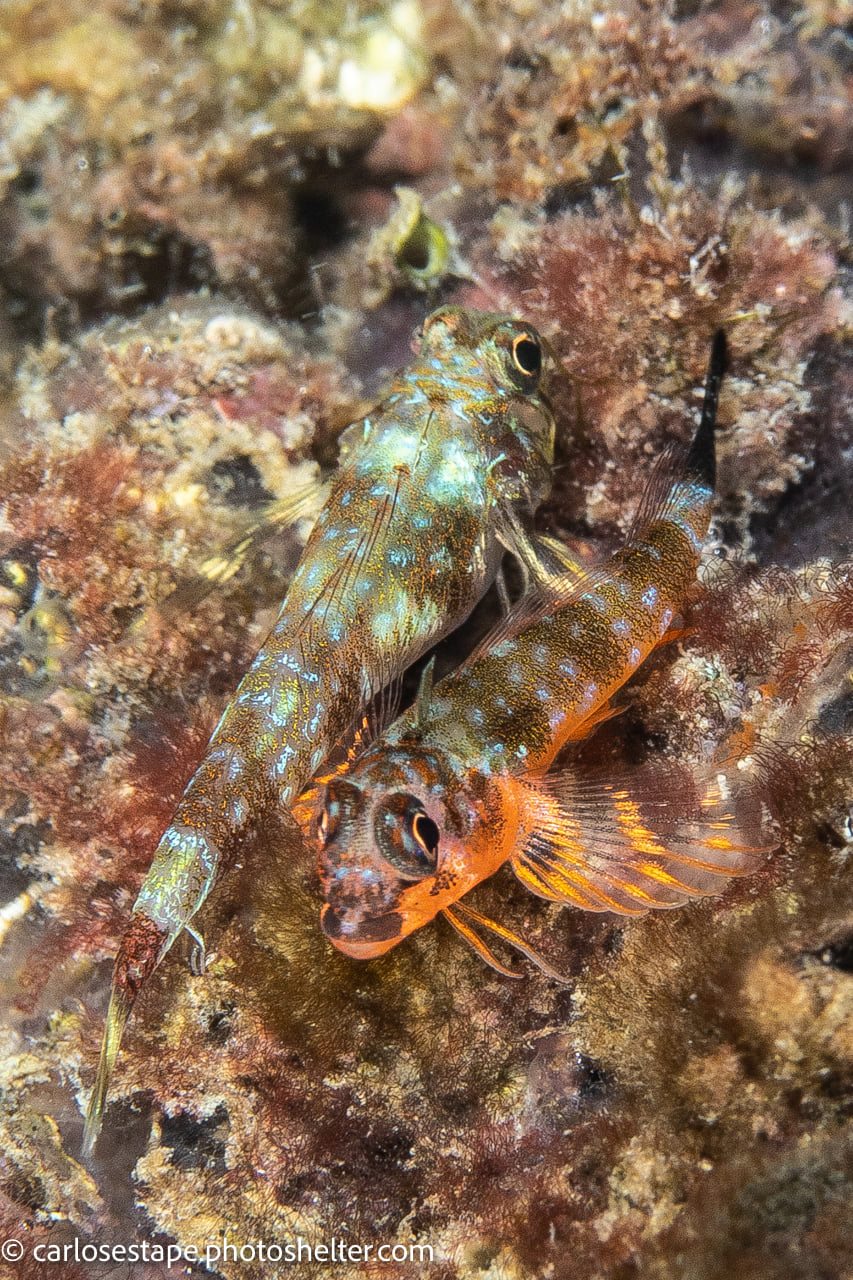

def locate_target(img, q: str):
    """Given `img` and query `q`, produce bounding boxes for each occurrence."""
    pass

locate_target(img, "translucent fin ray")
[495,506,583,595]
[158,481,328,617]
[82,986,131,1157]
[296,473,402,641]
[82,913,170,1157]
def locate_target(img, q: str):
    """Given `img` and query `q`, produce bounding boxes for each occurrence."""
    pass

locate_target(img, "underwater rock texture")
[0,1,851,1278]
[0,0,426,342]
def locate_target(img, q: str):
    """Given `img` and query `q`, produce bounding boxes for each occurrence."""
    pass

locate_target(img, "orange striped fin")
[510,759,771,915]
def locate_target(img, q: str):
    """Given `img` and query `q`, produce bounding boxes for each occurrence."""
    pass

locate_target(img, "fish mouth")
[320,904,403,958]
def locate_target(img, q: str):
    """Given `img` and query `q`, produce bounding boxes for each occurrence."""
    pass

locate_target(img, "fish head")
[412,306,557,503]
[312,740,509,958]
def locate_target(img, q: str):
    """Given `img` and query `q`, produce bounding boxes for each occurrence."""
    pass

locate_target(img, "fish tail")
[131,811,225,966]
[685,328,726,492]
[631,330,727,555]
[82,912,167,1157]
[82,985,131,1157]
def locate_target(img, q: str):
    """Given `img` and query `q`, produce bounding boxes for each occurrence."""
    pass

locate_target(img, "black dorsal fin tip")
[685,329,727,491]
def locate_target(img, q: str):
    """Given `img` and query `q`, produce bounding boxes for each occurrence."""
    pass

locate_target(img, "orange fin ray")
[442,905,524,978]
[559,697,624,744]
[511,758,770,916]
[446,900,571,983]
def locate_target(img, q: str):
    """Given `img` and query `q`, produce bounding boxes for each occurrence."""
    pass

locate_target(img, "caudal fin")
[82,913,166,1158]
[82,985,132,1157]
[511,755,769,915]
[684,328,727,490]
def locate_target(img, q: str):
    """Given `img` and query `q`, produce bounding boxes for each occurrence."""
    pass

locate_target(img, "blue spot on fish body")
[388,547,413,567]
[272,747,295,778]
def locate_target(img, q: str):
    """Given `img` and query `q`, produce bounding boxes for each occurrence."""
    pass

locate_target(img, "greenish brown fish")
[84,305,562,1153]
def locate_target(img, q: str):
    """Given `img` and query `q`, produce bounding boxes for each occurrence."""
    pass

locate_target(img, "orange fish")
[304,332,767,974]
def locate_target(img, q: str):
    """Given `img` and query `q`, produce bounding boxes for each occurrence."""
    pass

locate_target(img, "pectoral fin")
[157,479,329,617]
[511,758,769,915]
[443,901,570,982]
[495,505,583,593]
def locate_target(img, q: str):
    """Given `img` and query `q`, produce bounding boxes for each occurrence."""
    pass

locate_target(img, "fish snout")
[320,900,404,956]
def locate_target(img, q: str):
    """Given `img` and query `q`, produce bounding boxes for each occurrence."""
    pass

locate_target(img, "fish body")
[84,306,558,1152]
[134,308,555,939]
[310,333,759,964]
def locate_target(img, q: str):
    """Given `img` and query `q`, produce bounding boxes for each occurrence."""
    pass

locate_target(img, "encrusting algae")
[0,0,851,1277]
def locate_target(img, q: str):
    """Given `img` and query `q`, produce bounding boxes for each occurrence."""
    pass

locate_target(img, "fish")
[83,306,564,1153]
[306,331,767,975]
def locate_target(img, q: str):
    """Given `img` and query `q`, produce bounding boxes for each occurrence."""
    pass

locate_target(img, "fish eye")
[317,778,361,847]
[374,792,440,880]
[511,332,542,378]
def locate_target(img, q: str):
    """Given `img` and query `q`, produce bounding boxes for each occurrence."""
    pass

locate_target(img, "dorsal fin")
[629,329,726,537]
[155,480,328,619]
